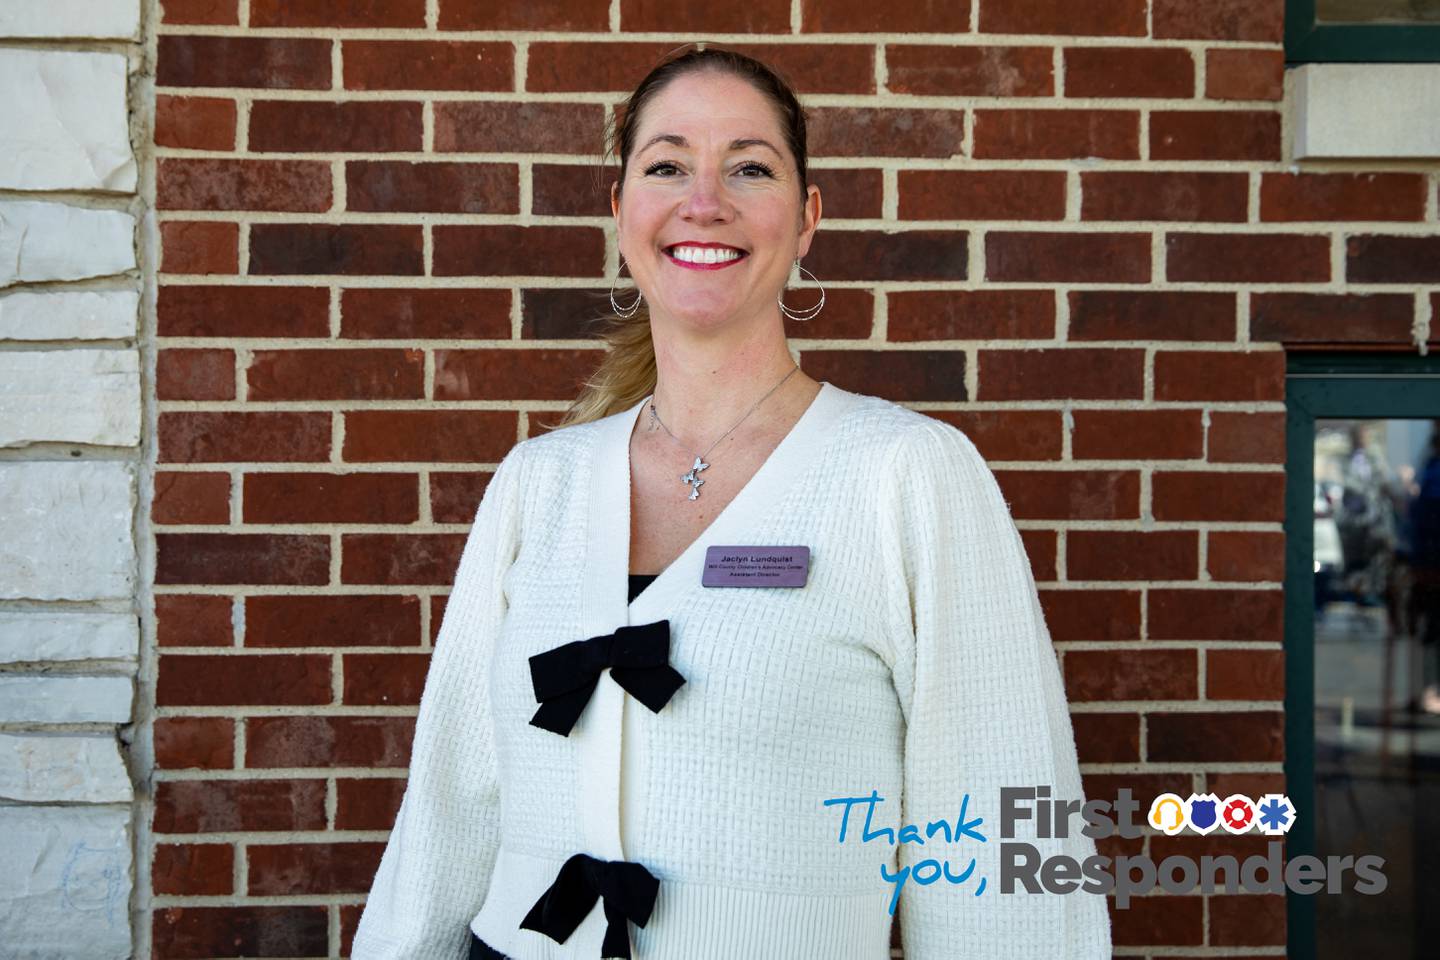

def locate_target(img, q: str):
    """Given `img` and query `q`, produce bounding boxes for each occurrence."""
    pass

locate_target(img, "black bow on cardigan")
[519,853,659,959]
[527,619,686,736]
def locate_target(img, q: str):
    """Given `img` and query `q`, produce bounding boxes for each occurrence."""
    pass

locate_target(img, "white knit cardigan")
[353,382,1111,959]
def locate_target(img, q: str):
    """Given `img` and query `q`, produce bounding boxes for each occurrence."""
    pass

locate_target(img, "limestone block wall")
[0,1,143,957]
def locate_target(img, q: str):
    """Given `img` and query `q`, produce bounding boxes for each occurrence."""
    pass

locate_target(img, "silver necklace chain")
[646,363,801,501]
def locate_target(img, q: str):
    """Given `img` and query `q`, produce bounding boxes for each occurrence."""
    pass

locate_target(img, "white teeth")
[669,245,742,264]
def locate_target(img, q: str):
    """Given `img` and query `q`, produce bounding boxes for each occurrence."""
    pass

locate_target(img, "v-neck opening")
[622,380,837,610]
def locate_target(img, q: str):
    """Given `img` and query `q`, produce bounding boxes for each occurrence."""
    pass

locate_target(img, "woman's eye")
[738,162,775,178]
[644,162,680,176]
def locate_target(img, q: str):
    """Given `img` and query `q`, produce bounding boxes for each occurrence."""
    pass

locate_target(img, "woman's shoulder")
[825,384,983,471]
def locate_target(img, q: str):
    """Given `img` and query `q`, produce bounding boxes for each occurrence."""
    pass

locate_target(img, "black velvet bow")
[519,853,659,959]
[527,619,685,736]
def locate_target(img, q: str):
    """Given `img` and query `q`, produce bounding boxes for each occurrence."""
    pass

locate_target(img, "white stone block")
[0,289,138,340]
[0,611,138,664]
[0,675,132,724]
[0,201,135,288]
[0,461,136,601]
[0,733,131,803]
[1293,63,1440,160]
[0,0,141,40]
[0,806,131,960]
[0,349,140,447]
[0,49,136,192]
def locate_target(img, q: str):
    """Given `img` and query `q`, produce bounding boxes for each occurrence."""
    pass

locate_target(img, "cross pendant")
[680,456,709,501]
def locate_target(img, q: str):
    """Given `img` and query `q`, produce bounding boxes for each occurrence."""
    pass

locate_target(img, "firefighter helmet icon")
[1185,793,1221,835]
[1148,792,1188,835]
[1220,794,1256,834]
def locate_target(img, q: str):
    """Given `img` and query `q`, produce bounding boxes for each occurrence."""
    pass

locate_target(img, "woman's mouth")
[664,244,748,271]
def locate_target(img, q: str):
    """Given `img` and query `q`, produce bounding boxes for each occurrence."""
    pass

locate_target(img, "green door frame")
[1285,0,1440,63]
[1285,351,1440,957]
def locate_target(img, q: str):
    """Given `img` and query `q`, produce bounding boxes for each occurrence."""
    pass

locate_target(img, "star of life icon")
[1255,793,1296,836]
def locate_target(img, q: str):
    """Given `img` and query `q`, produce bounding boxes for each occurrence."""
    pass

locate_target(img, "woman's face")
[611,70,821,334]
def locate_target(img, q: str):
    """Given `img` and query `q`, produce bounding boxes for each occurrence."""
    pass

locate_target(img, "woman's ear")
[795,183,822,260]
[611,181,621,224]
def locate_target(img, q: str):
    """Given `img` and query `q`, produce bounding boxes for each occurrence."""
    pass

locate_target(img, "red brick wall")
[147,0,1440,956]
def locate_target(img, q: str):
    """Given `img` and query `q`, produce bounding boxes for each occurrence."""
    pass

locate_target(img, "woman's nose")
[678,168,731,223]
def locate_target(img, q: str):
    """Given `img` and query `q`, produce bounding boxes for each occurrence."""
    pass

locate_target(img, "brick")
[1147,710,1282,762]
[1251,292,1415,345]
[803,0,971,32]
[1082,772,1192,812]
[161,0,237,25]
[1072,410,1204,460]
[1209,892,1286,946]
[343,652,430,705]
[159,284,330,337]
[433,225,604,278]
[924,409,1063,461]
[153,471,231,525]
[809,107,966,158]
[1206,48,1285,101]
[803,230,967,281]
[250,100,422,153]
[154,843,233,896]
[159,411,331,464]
[808,168,885,219]
[1081,171,1247,222]
[521,288,619,339]
[1064,47,1194,98]
[161,221,239,275]
[900,169,1066,221]
[1154,471,1285,523]
[1166,232,1328,283]
[439,0,609,30]
[1151,110,1281,161]
[797,350,965,402]
[888,289,1054,341]
[157,347,234,401]
[1207,648,1284,700]
[250,223,424,276]
[999,471,1140,523]
[157,36,330,89]
[1154,350,1285,402]
[1209,411,1285,464]
[154,717,234,769]
[1070,713,1139,762]
[244,472,418,524]
[1068,530,1199,581]
[1019,528,1059,580]
[157,157,331,211]
[716,44,876,95]
[1347,235,1440,283]
[252,0,423,26]
[1063,648,1198,701]
[782,289,894,341]
[341,905,364,956]
[246,716,415,767]
[246,594,422,648]
[153,778,327,833]
[156,594,233,647]
[336,777,407,830]
[620,0,788,32]
[153,906,328,959]
[980,0,1147,36]
[247,348,424,401]
[1262,172,1426,222]
[249,841,386,895]
[1153,0,1284,41]
[979,346,1145,399]
[988,231,1149,283]
[434,348,600,401]
[975,108,1139,159]
[342,288,511,340]
[527,42,687,93]
[341,534,465,586]
[431,471,492,523]
[1069,290,1236,342]
[156,94,236,150]
[1110,894,1203,946]
[435,101,605,155]
[532,163,611,217]
[343,410,518,463]
[1206,771,1285,799]
[886,45,1053,97]
[158,653,332,706]
[157,533,329,587]
[344,39,512,92]
[349,161,518,214]
[1149,588,1283,641]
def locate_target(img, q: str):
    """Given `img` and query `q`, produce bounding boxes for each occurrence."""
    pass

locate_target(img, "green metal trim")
[1284,351,1440,958]
[1286,0,1440,63]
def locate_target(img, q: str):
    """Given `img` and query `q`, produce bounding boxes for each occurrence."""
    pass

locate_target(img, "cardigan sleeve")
[352,445,525,960]
[884,419,1111,959]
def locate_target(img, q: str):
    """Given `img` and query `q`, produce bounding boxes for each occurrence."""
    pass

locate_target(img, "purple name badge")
[701,545,810,588]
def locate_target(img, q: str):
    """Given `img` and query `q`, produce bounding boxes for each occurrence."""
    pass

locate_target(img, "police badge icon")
[1185,793,1221,835]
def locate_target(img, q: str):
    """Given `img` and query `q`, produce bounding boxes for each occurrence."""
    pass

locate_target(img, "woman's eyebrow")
[637,134,783,158]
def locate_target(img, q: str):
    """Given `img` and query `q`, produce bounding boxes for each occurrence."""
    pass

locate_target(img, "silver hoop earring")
[610,257,643,318]
[779,260,825,322]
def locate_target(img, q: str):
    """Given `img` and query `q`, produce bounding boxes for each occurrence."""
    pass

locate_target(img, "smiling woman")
[352,45,1110,960]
